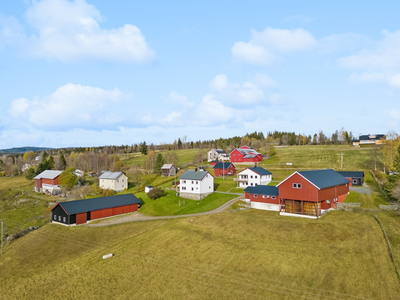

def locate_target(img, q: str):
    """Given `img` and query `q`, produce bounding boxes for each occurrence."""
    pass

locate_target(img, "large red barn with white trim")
[230,146,262,163]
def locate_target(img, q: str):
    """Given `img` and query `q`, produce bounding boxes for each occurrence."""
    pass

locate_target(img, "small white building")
[235,167,272,188]
[98,171,128,192]
[179,170,214,200]
[207,149,229,162]
[74,169,84,177]
[145,186,153,193]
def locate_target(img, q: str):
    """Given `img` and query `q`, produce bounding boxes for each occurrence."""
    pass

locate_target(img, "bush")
[148,187,164,200]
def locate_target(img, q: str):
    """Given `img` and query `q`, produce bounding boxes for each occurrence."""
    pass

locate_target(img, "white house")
[207,149,229,162]
[234,167,272,188]
[179,170,214,200]
[74,169,84,177]
[98,171,128,192]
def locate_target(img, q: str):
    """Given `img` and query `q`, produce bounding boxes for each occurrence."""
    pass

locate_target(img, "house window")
[183,180,186,183]
[54,215,57,220]
[251,183,253,186]
[192,181,194,184]
[272,196,276,199]
[262,195,266,198]
[117,179,119,183]
[63,217,66,222]
[58,216,61,221]
[192,187,194,191]
[209,186,211,189]
[182,187,186,190]
[254,194,258,198]
[250,175,253,179]
[293,183,302,189]
[196,181,198,184]
[122,179,124,182]
[255,176,257,178]
[267,195,270,198]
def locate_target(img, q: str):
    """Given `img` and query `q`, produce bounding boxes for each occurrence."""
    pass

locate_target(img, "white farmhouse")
[235,167,272,188]
[179,170,214,200]
[207,149,229,162]
[98,171,128,192]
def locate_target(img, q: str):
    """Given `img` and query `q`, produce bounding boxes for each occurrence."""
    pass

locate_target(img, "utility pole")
[1,220,3,255]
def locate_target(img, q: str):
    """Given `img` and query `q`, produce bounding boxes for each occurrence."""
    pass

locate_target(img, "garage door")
[76,212,87,225]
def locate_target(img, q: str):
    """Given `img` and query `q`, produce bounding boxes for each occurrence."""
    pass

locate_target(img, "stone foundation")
[179,192,212,201]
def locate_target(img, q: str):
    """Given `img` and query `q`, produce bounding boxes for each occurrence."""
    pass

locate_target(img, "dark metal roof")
[337,171,364,179]
[213,162,233,169]
[248,167,272,175]
[214,149,226,154]
[298,169,350,189]
[244,185,279,196]
[359,134,385,140]
[179,170,210,180]
[53,194,141,215]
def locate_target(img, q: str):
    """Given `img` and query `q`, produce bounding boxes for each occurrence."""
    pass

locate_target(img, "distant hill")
[0,147,53,154]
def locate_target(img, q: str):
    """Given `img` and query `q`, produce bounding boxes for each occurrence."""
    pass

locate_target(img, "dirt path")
[85,195,244,227]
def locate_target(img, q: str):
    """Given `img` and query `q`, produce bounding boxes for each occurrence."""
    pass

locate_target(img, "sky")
[0,0,399,149]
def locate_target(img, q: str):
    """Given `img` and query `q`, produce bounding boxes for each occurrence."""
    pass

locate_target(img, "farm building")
[244,185,279,211]
[207,149,229,162]
[99,171,128,192]
[213,162,236,177]
[230,146,263,163]
[34,170,62,193]
[161,164,176,177]
[353,134,385,146]
[277,169,350,219]
[337,171,364,186]
[51,194,141,225]
[179,170,214,200]
[235,167,272,188]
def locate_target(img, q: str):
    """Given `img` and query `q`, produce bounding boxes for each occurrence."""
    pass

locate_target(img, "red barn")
[213,162,236,177]
[51,194,141,225]
[277,169,350,218]
[244,185,279,211]
[230,147,262,163]
[34,170,62,193]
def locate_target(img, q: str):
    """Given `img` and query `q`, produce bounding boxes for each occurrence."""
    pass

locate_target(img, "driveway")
[85,195,244,227]
[350,186,371,195]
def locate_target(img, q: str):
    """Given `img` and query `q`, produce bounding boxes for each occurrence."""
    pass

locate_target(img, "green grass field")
[1,209,399,299]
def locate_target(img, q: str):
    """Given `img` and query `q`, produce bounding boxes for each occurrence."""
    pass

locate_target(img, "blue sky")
[1,0,399,148]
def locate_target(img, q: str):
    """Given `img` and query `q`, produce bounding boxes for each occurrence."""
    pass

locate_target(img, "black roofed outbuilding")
[51,194,141,225]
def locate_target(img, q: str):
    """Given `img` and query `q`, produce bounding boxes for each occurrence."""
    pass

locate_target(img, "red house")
[230,146,262,163]
[34,170,62,193]
[213,162,236,177]
[244,185,279,211]
[277,169,350,218]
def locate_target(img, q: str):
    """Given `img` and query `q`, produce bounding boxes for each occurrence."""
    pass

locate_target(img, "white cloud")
[319,33,372,53]
[208,73,278,106]
[2,0,155,62]
[389,74,400,89]
[232,27,317,65]
[167,90,194,107]
[338,30,400,70]
[194,94,234,126]
[390,109,400,121]
[0,15,25,49]
[283,14,314,24]
[7,83,130,130]
[348,72,400,89]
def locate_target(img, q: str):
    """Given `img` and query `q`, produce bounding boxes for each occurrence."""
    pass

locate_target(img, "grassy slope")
[260,145,379,171]
[1,209,399,299]
[135,190,237,216]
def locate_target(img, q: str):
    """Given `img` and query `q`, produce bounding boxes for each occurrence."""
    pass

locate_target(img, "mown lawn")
[136,190,237,216]
[1,209,399,299]
[259,144,382,171]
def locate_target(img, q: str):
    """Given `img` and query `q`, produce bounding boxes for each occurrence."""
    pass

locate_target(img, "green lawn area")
[135,190,237,216]
[1,209,399,299]
[259,144,382,171]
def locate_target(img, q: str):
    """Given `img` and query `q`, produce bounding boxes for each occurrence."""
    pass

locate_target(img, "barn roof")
[34,170,62,180]
[52,194,141,215]
[244,185,279,196]
[359,134,385,140]
[214,149,226,154]
[297,169,350,189]
[336,171,364,179]
[99,171,124,180]
[213,162,233,169]
[179,170,211,180]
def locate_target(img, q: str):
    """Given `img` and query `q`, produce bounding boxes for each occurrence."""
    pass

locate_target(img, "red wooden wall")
[76,212,87,225]
[245,192,279,204]
[278,173,319,201]
[214,165,235,177]
[91,204,138,221]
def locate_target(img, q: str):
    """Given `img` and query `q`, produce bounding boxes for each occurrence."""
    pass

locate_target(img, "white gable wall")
[237,169,271,188]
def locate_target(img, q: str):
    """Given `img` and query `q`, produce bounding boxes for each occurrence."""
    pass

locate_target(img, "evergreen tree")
[178,138,182,149]
[141,142,147,155]
[154,154,164,175]
[25,167,36,180]
[60,153,67,170]
[42,151,48,161]
[47,156,55,170]
[394,144,400,172]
